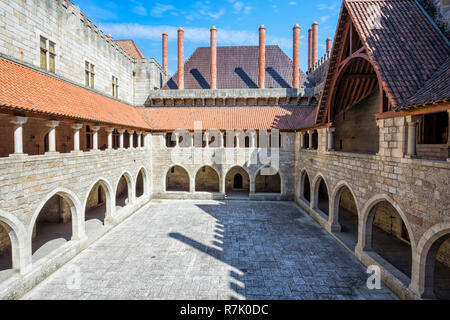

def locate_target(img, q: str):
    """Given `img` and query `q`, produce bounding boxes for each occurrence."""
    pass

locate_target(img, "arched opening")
[0,223,13,282]
[32,194,74,262]
[422,234,450,300]
[334,186,359,249]
[116,174,132,208]
[367,201,412,279]
[312,130,318,149]
[136,170,145,198]
[255,170,281,193]
[300,171,311,203]
[85,182,109,238]
[225,166,250,197]
[303,132,310,149]
[195,166,220,192]
[166,166,190,192]
[315,178,329,216]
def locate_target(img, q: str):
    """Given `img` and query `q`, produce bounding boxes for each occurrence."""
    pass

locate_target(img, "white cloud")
[288,1,297,5]
[150,3,175,17]
[318,2,339,11]
[133,5,147,16]
[200,8,226,20]
[233,1,244,11]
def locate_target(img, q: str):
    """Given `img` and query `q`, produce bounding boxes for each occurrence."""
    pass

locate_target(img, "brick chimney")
[258,25,266,89]
[162,32,168,74]
[326,37,332,54]
[210,26,217,90]
[106,34,113,40]
[292,24,300,89]
[308,28,312,70]
[312,22,318,66]
[177,28,184,90]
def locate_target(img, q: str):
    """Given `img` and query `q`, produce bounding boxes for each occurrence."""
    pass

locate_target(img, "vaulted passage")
[368,201,412,279]
[334,187,358,249]
[423,235,450,300]
[316,178,329,216]
[255,171,281,193]
[136,170,145,198]
[32,194,73,262]
[225,166,250,197]
[85,182,108,238]
[195,166,220,192]
[116,175,131,208]
[0,224,13,282]
[166,166,190,192]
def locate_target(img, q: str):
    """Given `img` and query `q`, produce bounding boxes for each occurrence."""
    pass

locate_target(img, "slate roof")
[164,45,310,89]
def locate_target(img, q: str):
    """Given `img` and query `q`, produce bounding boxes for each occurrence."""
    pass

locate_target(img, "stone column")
[137,131,142,149]
[406,116,417,158]
[105,128,114,150]
[219,132,224,148]
[250,132,256,148]
[308,130,314,150]
[174,132,179,148]
[118,129,125,149]
[327,127,335,151]
[71,124,83,152]
[46,120,59,153]
[235,133,240,149]
[300,132,305,149]
[10,116,28,155]
[92,126,100,150]
[204,132,209,148]
[129,130,134,149]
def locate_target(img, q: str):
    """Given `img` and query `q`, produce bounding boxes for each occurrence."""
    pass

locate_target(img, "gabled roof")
[164,45,310,90]
[0,57,150,129]
[316,0,450,123]
[140,106,317,131]
[114,40,146,64]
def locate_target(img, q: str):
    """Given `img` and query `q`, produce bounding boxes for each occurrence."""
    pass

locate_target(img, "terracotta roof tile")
[164,46,310,89]
[0,57,150,129]
[114,40,146,64]
[140,106,317,131]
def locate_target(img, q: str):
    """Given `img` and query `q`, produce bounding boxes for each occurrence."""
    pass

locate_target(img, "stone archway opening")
[136,170,145,198]
[32,194,73,263]
[116,175,132,208]
[85,182,108,238]
[367,201,412,279]
[166,166,190,192]
[334,186,359,250]
[225,166,250,198]
[0,223,13,282]
[422,234,450,300]
[316,178,329,216]
[255,170,281,193]
[301,171,311,203]
[195,166,220,192]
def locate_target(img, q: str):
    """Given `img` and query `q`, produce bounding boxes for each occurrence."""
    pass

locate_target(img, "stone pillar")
[92,126,100,150]
[235,133,240,149]
[308,130,314,150]
[204,132,209,148]
[46,120,59,153]
[292,24,300,89]
[250,132,256,148]
[312,22,318,66]
[406,116,417,158]
[300,132,305,149]
[162,32,168,74]
[174,132,179,148]
[118,129,125,149]
[258,25,266,89]
[219,132,224,148]
[327,127,335,151]
[137,131,142,149]
[10,116,28,155]
[129,130,134,149]
[71,123,83,152]
[326,37,332,53]
[210,26,217,90]
[106,128,114,150]
[178,28,184,90]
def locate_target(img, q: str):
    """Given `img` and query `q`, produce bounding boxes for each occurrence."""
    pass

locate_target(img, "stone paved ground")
[22,200,397,300]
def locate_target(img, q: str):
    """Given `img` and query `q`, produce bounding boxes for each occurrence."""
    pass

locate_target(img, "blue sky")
[72,0,341,74]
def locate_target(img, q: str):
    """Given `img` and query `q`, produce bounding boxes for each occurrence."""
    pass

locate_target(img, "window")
[85,61,95,88]
[112,129,120,149]
[86,125,92,150]
[40,36,56,73]
[112,76,119,98]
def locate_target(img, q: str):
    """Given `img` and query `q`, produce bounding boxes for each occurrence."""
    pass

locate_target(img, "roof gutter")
[414,0,450,47]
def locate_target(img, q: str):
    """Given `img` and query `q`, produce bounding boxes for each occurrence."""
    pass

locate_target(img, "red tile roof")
[114,40,146,64]
[140,106,317,131]
[0,57,150,129]
[164,46,310,89]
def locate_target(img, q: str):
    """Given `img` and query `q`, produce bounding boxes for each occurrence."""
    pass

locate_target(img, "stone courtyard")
[21,200,396,300]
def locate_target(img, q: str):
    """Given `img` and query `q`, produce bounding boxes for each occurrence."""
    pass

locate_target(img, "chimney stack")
[258,25,266,89]
[162,32,168,74]
[308,28,312,70]
[312,22,318,67]
[210,26,217,90]
[177,28,184,90]
[326,37,332,54]
[292,24,300,89]
[107,34,113,40]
